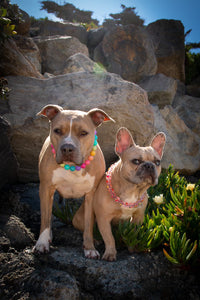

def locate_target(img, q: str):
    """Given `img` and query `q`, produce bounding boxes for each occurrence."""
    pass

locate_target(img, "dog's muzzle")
[138,162,158,185]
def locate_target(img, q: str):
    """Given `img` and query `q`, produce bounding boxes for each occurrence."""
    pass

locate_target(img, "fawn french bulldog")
[34,104,114,258]
[93,127,166,261]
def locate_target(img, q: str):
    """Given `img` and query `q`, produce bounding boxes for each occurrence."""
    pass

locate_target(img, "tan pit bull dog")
[34,104,114,258]
[93,127,166,261]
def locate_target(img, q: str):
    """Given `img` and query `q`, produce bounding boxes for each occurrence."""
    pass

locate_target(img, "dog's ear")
[87,108,115,127]
[150,132,166,158]
[37,104,63,120]
[115,127,136,156]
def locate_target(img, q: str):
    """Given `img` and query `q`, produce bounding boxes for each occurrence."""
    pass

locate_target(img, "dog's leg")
[83,191,100,259]
[34,183,55,253]
[96,216,117,261]
[72,201,85,232]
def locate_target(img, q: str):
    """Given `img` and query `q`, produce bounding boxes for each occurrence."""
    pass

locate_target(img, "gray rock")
[139,73,177,108]
[31,20,88,44]
[3,215,35,248]
[29,268,79,300]
[34,35,89,75]
[146,19,185,82]
[94,24,157,83]
[63,53,100,74]
[0,38,42,78]
[153,105,200,174]
[14,35,41,73]
[173,95,200,136]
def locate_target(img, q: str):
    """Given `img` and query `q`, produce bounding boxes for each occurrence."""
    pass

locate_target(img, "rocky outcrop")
[30,20,88,44]
[153,105,200,174]
[146,19,185,82]
[4,72,153,182]
[94,24,157,83]
[173,95,200,136]
[14,36,41,73]
[34,35,89,75]
[63,53,104,74]
[0,39,42,78]
[139,73,177,108]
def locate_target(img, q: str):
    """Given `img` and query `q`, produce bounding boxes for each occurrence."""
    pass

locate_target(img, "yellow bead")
[90,151,96,156]
[60,164,65,167]
[93,146,97,151]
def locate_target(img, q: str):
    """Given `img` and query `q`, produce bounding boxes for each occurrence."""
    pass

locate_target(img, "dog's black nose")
[61,144,75,155]
[143,162,155,171]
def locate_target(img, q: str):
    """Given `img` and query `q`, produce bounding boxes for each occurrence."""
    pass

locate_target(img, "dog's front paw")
[33,228,51,253]
[33,241,50,253]
[102,250,117,262]
[84,249,100,259]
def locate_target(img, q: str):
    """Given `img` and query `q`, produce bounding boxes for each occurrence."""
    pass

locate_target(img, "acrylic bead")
[76,166,81,171]
[70,166,76,171]
[64,164,70,170]
[90,151,96,156]
[85,160,90,165]
[88,156,94,161]
[81,163,86,168]
[60,164,65,167]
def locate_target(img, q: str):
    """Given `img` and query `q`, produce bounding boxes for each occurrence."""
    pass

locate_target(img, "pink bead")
[52,149,56,154]
[85,160,90,165]
[81,163,86,168]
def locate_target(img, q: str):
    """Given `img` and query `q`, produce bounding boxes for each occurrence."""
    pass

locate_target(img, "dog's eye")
[132,159,141,165]
[155,160,161,166]
[80,131,88,137]
[54,128,62,135]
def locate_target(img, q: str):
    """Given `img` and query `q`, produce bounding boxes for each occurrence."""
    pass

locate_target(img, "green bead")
[70,166,76,171]
[64,164,70,170]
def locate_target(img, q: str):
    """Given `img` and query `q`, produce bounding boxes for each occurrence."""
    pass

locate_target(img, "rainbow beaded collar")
[106,163,145,208]
[51,131,98,172]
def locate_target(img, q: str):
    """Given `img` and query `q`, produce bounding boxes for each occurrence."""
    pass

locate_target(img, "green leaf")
[163,248,179,265]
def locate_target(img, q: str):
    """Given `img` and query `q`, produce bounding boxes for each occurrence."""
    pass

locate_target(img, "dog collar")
[106,163,145,208]
[51,131,98,171]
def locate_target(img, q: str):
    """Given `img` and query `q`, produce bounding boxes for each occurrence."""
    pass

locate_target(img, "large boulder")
[4,72,153,182]
[146,19,185,82]
[0,38,42,78]
[34,35,89,75]
[173,95,200,136]
[14,36,41,73]
[153,105,200,174]
[30,20,88,44]
[94,24,157,83]
[62,53,104,74]
[139,73,177,108]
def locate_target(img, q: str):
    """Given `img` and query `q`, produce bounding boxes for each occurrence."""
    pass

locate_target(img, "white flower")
[153,194,164,205]
[186,184,195,191]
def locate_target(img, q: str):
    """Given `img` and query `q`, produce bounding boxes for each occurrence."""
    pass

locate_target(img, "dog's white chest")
[52,168,95,198]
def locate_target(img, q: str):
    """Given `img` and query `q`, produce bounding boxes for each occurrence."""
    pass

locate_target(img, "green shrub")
[0,7,17,43]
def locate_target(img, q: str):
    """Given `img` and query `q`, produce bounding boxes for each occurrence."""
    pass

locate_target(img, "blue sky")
[10,0,200,44]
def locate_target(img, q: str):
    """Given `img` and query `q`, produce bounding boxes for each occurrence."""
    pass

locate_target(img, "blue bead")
[64,164,70,170]
[70,166,76,171]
